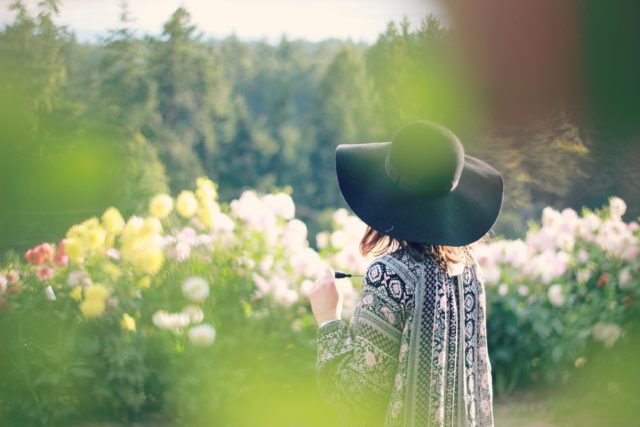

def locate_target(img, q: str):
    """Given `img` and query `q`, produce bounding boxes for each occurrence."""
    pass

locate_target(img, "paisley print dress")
[316,246,494,427]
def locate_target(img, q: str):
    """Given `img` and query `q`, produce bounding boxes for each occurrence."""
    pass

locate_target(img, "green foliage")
[482,203,639,395]
[0,1,169,255]
[146,7,231,192]
[94,5,160,134]
[0,0,66,115]
[1,187,637,426]
[0,3,638,425]
[2,2,629,253]
[0,193,334,426]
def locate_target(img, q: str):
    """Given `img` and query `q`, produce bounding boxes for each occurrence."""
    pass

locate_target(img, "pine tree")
[148,7,231,192]
[95,0,159,133]
[308,45,378,209]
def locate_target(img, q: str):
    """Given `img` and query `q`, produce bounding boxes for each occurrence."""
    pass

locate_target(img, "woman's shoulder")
[366,246,424,288]
[363,253,413,306]
[391,246,432,275]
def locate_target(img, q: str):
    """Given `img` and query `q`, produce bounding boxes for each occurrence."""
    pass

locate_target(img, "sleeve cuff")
[317,319,351,364]
[318,318,342,329]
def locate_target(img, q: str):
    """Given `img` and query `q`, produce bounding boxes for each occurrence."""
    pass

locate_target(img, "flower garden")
[0,177,638,426]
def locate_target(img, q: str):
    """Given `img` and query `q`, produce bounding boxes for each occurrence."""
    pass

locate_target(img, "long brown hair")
[359,225,476,270]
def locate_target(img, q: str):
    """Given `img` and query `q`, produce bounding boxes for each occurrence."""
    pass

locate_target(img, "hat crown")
[385,121,465,196]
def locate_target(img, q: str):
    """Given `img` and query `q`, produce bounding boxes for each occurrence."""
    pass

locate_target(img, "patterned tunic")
[316,246,494,427]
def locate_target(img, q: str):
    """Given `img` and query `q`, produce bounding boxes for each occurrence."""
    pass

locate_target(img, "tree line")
[0,0,635,254]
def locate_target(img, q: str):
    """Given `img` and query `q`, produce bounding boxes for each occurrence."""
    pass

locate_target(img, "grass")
[494,388,558,427]
[71,370,640,427]
[73,389,561,427]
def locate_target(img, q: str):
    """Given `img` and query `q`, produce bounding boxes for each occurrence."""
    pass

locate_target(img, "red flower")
[39,243,55,260]
[25,243,56,265]
[53,251,68,267]
[596,273,610,288]
[25,249,44,265]
[36,267,54,281]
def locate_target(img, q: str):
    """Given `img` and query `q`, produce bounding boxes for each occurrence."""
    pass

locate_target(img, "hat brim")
[335,142,504,246]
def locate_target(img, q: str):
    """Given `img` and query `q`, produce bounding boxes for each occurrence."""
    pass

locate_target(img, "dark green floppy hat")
[335,120,504,246]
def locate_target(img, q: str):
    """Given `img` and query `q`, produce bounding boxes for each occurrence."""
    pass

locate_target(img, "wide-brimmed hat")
[335,120,504,246]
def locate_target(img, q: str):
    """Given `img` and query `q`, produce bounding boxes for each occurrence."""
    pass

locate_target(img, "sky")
[0,0,445,43]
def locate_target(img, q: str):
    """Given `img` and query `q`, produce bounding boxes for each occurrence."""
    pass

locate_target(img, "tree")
[148,7,231,192]
[307,45,378,210]
[216,97,279,198]
[93,0,160,133]
[0,0,66,122]
[0,1,169,254]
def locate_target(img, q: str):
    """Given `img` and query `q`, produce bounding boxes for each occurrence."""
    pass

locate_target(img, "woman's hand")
[309,267,343,326]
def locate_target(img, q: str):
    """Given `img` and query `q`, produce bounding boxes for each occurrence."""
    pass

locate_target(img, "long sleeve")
[316,259,409,424]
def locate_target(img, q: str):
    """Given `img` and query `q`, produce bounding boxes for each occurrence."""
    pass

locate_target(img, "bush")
[0,178,637,426]
[475,198,639,393]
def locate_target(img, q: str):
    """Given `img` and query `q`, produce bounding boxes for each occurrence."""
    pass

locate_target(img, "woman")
[308,121,503,427]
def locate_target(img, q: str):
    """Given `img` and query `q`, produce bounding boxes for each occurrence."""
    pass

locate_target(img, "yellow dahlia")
[176,191,198,218]
[149,193,174,219]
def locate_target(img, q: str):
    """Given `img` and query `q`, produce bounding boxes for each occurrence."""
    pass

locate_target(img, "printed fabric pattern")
[316,246,494,427]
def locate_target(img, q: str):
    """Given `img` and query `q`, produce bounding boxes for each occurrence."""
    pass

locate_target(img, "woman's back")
[316,245,494,427]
